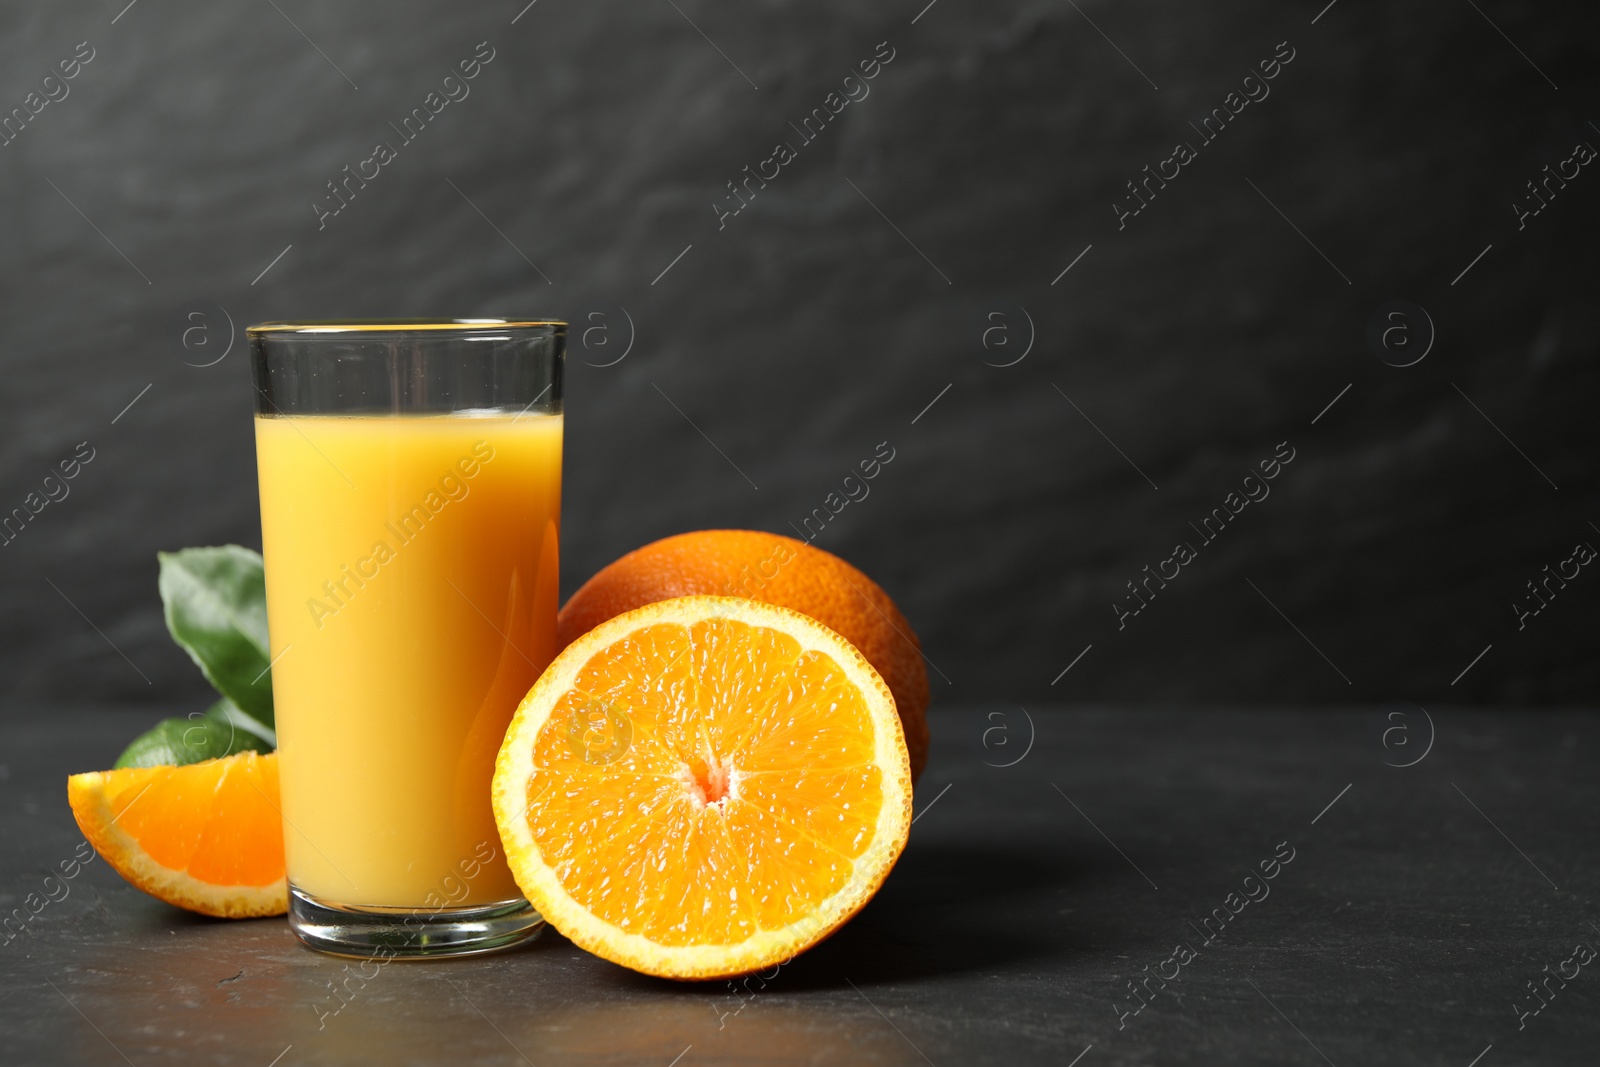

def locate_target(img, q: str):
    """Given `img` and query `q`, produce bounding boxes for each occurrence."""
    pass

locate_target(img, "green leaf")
[158,546,275,727]
[114,707,272,769]
[203,695,277,748]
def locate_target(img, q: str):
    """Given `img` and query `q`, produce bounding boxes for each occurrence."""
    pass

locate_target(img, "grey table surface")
[2,704,1596,1066]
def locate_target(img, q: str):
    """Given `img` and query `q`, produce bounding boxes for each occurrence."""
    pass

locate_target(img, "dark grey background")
[1,0,1597,718]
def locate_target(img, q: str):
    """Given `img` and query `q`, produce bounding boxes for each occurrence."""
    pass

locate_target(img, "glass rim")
[247,318,566,335]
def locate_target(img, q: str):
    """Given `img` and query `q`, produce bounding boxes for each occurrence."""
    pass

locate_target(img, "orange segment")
[493,596,912,979]
[66,751,287,918]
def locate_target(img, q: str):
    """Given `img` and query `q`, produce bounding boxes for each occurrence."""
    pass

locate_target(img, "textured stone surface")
[1,0,1598,720]
[5,704,1598,1065]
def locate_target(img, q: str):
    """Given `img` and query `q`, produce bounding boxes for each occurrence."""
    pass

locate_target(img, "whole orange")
[557,530,930,781]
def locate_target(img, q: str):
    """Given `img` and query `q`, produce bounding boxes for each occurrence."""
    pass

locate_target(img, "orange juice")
[254,413,561,907]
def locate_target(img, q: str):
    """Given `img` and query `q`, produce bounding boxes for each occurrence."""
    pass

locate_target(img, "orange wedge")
[67,751,287,918]
[492,595,913,979]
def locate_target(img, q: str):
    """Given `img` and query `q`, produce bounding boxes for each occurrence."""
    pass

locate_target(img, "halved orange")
[67,751,287,918]
[556,530,933,782]
[492,595,913,979]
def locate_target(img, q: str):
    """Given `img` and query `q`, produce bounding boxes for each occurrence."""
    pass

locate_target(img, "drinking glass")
[250,319,564,957]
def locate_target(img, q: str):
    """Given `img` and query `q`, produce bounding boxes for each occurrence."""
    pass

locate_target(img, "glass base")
[288,886,545,959]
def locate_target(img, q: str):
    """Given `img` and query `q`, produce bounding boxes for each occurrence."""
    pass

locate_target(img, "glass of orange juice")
[249,319,563,958]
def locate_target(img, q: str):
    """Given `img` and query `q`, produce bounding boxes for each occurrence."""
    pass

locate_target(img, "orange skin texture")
[557,530,930,781]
